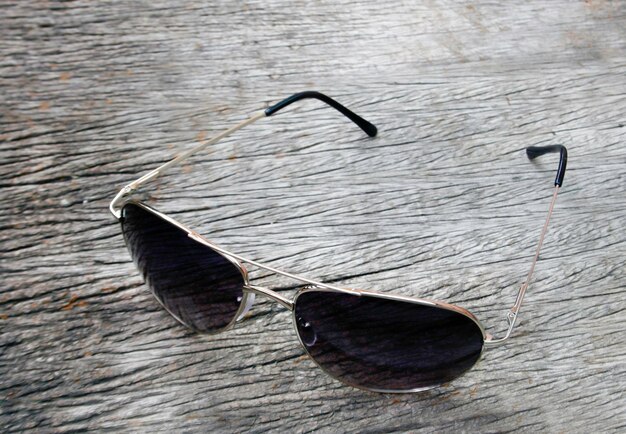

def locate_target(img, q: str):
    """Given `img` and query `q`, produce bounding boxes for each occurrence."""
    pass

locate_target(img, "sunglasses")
[110,91,568,393]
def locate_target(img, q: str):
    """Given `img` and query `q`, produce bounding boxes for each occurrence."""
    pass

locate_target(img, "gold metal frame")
[125,201,256,335]
[120,200,488,393]
[291,286,486,393]
[110,95,562,392]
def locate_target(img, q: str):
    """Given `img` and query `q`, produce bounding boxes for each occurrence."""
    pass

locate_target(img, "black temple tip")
[265,91,377,138]
[525,145,568,187]
[526,146,544,160]
[360,119,377,137]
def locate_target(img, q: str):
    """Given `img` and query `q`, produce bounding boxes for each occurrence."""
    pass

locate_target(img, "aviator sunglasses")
[110,91,568,393]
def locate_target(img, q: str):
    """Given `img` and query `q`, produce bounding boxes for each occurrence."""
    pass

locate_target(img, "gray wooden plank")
[1,0,625,432]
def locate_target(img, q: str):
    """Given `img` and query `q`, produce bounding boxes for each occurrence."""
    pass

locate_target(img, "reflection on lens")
[121,203,245,333]
[294,290,484,391]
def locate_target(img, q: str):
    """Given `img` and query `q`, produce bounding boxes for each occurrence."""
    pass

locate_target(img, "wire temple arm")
[526,145,568,186]
[486,145,568,345]
[265,91,378,137]
[109,91,377,218]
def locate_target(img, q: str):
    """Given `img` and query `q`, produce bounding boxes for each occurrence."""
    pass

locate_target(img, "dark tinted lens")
[121,203,245,333]
[294,290,484,391]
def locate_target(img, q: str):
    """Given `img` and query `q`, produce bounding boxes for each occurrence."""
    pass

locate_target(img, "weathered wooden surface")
[1,0,625,432]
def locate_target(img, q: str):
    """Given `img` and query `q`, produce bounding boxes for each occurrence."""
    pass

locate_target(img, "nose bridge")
[243,285,294,310]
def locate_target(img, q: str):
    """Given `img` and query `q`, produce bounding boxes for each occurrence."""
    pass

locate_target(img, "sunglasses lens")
[294,290,484,391]
[120,203,245,332]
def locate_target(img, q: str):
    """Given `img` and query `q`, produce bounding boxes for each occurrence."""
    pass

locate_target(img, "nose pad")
[237,293,255,321]
[296,315,317,346]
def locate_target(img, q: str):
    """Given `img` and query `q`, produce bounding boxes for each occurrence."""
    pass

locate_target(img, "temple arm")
[486,145,568,344]
[109,91,377,218]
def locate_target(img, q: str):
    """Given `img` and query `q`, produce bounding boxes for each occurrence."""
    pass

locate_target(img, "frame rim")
[118,199,488,392]
[290,286,485,394]
[120,200,254,336]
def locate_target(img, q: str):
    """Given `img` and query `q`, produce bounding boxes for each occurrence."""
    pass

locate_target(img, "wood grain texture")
[1,0,625,432]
